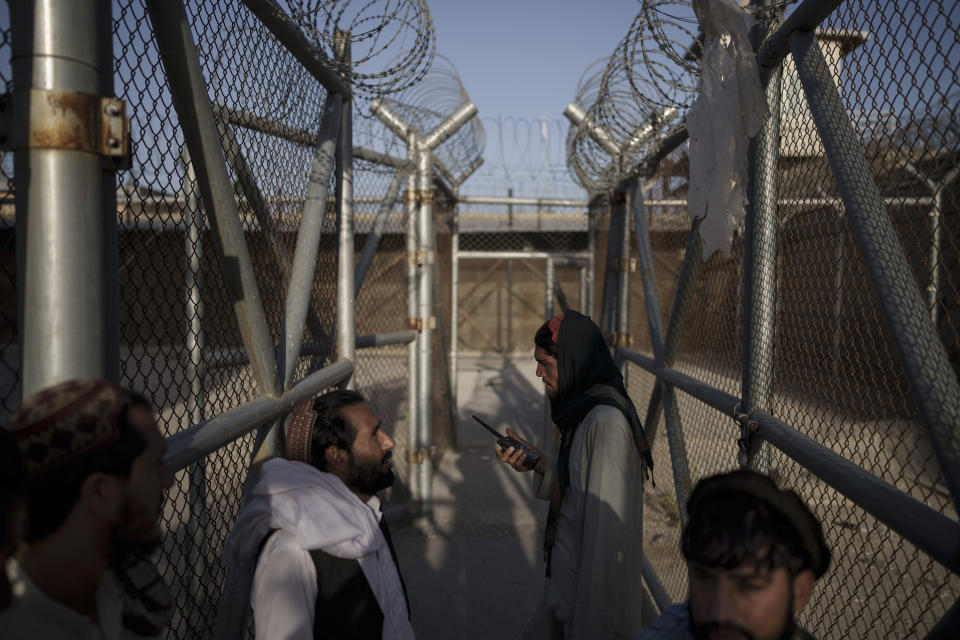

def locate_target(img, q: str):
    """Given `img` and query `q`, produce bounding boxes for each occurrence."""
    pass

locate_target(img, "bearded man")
[497,311,653,639]
[225,389,413,640]
[1,378,175,639]
[639,469,831,640]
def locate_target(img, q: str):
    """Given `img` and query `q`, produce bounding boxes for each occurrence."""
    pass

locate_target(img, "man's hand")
[495,428,546,475]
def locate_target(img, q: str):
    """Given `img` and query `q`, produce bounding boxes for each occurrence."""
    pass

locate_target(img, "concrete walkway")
[391,353,551,639]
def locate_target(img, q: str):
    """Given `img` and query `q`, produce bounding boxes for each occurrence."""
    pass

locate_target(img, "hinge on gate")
[407,449,426,464]
[0,90,131,169]
[613,332,632,347]
[619,258,637,273]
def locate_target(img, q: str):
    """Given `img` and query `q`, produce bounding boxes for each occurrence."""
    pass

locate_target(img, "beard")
[348,449,395,496]
[110,493,163,561]
[688,598,797,640]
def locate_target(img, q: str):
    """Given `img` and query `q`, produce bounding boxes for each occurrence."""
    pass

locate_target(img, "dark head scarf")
[549,310,653,489]
[541,311,653,575]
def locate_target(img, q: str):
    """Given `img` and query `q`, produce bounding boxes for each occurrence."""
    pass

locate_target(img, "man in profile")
[496,311,653,639]
[639,469,831,640]
[1,378,175,638]
[225,389,413,639]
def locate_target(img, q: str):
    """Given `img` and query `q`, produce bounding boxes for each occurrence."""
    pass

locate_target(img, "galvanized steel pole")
[12,0,116,394]
[740,59,782,473]
[182,150,210,622]
[282,93,341,388]
[334,32,355,389]
[416,142,434,514]
[630,179,692,521]
[642,219,704,446]
[791,29,960,509]
[405,132,421,505]
[450,185,461,429]
[617,182,632,353]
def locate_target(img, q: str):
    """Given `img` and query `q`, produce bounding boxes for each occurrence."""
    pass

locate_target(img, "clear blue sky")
[428,1,638,123]
[427,1,644,197]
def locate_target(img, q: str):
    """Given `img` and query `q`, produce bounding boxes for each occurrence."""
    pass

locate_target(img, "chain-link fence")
[2,1,425,637]
[114,1,346,635]
[581,1,960,636]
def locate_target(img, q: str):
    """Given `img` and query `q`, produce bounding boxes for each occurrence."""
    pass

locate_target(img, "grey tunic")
[522,404,645,640]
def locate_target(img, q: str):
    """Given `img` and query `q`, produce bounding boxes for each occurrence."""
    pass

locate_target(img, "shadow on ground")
[392,353,550,638]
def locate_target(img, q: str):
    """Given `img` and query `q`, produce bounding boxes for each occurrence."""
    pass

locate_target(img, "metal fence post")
[12,0,116,395]
[791,29,960,509]
[618,181,632,378]
[740,59,782,473]
[417,141,434,515]
[334,31,355,389]
[601,191,627,341]
[281,92,341,389]
[181,150,210,627]
[449,184,461,432]
[405,132,421,506]
[630,179,693,522]
[642,218,704,447]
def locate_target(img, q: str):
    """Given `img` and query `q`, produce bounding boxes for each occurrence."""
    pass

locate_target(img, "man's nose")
[380,431,396,451]
[705,583,736,623]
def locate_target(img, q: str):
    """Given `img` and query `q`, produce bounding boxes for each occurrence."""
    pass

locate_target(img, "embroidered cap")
[285,399,318,463]
[6,378,128,478]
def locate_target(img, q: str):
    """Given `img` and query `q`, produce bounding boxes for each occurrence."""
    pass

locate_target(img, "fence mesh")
[615,1,959,636]
[111,0,351,635]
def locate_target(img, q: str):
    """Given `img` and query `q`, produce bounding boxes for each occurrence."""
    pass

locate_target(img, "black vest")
[258,518,409,640]
[309,549,384,640]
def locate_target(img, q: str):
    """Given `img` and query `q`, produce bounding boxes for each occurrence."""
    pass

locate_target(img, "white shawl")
[224,458,413,640]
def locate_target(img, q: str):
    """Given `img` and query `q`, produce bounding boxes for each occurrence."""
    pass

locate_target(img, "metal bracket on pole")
[0,90,132,169]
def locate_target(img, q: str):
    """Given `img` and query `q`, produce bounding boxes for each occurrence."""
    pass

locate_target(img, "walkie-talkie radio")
[472,414,541,470]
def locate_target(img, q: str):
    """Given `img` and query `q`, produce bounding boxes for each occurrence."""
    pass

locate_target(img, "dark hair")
[24,392,150,542]
[309,389,367,471]
[682,470,830,578]
[0,428,26,549]
[534,321,558,358]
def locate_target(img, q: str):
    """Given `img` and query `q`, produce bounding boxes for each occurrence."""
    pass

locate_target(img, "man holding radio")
[496,310,653,640]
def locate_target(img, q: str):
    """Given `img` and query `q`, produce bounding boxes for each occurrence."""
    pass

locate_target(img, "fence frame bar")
[281,92,342,387]
[618,346,960,575]
[146,0,279,400]
[629,180,693,522]
[740,59,782,472]
[239,0,350,98]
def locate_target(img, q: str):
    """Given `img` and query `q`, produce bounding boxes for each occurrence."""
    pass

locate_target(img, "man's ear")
[78,472,124,520]
[791,569,815,613]
[323,445,343,470]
